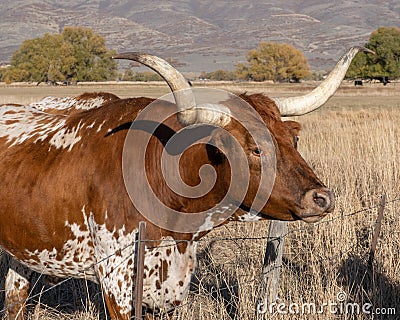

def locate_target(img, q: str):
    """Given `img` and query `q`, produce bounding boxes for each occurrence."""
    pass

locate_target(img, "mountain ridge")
[1,0,399,72]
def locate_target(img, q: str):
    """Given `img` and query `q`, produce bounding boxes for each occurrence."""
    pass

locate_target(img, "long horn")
[113,53,230,126]
[273,46,375,116]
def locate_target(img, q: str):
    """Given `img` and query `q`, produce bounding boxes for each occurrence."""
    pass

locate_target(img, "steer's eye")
[252,148,263,156]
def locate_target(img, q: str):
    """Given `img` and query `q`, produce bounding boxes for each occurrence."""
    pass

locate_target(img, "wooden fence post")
[257,220,288,318]
[134,221,146,319]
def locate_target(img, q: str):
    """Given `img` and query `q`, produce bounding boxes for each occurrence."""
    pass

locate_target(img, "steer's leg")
[102,291,131,320]
[96,260,135,320]
[5,259,32,320]
[87,215,137,320]
[0,252,11,313]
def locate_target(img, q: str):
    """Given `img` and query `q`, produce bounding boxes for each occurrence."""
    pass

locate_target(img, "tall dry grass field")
[0,83,399,319]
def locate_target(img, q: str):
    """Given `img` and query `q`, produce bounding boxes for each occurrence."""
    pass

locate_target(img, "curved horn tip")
[112,52,145,60]
[362,47,376,55]
[353,46,376,55]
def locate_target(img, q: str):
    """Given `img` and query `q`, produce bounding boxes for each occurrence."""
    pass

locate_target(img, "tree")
[236,42,311,82]
[3,26,117,83]
[347,27,400,79]
[61,26,117,82]
[4,33,75,83]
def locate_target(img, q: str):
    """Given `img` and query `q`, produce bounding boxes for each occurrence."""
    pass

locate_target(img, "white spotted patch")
[5,260,32,292]
[0,105,66,146]
[0,105,86,151]
[22,206,138,315]
[23,214,96,281]
[87,121,96,129]
[236,212,262,222]
[0,94,110,149]
[83,208,138,315]
[10,204,199,316]
[49,120,84,151]
[97,120,106,132]
[5,259,33,319]
[192,204,234,239]
[30,96,106,113]
[142,238,197,313]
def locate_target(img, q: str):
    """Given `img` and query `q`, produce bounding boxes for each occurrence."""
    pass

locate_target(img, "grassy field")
[0,80,398,106]
[0,82,399,319]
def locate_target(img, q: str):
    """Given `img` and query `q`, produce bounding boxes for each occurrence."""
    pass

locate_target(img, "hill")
[1,0,399,72]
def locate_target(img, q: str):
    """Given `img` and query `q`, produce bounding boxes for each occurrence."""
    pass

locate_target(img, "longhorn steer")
[0,47,369,319]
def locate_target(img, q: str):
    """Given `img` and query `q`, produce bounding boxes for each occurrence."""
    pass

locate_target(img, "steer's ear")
[284,120,302,136]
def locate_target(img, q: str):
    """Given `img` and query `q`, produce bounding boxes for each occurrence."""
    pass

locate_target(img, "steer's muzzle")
[299,188,335,223]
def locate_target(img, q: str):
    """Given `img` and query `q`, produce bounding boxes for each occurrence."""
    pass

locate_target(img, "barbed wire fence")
[0,194,399,319]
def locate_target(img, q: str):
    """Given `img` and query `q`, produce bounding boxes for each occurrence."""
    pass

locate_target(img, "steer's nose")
[299,188,335,222]
[311,188,335,213]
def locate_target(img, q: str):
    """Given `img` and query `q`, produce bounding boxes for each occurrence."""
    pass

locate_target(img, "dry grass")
[0,83,399,319]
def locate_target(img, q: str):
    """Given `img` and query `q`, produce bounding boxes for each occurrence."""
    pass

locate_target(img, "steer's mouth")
[297,212,330,223]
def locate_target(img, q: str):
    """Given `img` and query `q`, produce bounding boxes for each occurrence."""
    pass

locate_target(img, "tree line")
[1,26,399,84]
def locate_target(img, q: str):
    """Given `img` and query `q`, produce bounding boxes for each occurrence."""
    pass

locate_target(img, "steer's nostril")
[303,188,335,216]
[313,192,328,209]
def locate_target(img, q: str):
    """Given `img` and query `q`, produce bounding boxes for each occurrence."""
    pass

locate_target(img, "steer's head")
[114,47,371,225]
[228,93,334,223]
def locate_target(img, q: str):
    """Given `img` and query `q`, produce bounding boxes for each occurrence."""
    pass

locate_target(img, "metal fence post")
[134,221,146,319]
